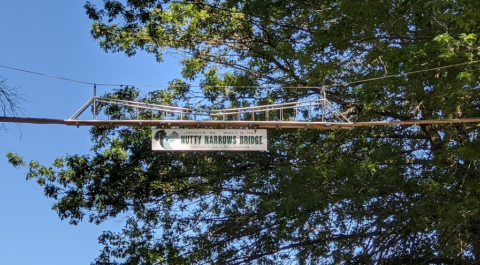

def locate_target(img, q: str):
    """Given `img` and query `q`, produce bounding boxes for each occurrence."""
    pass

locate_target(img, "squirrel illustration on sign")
[154,130,180,149]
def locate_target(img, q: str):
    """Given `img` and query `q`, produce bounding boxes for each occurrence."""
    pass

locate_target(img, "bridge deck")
[3,116,480,130]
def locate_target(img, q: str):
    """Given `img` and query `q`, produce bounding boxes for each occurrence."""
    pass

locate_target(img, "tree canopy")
[8,0,480,264]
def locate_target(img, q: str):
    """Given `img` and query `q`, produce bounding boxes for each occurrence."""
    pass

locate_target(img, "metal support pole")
[309,102,312,120]
[322,87,326,122]
[93,84,97,120]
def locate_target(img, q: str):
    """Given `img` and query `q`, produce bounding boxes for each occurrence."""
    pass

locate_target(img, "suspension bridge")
[2,88,480,130]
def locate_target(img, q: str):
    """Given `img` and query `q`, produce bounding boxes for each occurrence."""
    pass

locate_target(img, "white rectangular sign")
[152,129,267,151]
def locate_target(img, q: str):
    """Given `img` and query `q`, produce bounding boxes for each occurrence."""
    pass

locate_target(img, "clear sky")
[0,1,181,264]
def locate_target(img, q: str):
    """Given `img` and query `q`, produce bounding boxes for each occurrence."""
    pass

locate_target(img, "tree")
[9,0,480,263]
[0,76,23,131]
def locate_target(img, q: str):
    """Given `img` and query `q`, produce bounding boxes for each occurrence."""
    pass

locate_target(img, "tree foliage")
[9,0,480,264]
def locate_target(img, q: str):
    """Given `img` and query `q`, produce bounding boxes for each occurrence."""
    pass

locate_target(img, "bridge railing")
[70,96,351,123]
[209,99,350,122]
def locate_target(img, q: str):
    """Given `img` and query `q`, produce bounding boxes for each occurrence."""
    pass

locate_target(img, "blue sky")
[0,1,181,264]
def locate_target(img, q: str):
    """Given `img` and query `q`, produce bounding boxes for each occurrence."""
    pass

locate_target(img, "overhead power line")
[1,60,480,89]
[347,60,480,86]
[0,65,95,85]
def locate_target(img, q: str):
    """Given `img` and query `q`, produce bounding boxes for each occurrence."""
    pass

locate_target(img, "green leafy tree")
[9,0,480,263]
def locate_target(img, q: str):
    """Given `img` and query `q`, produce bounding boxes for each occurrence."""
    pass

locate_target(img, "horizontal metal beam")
[1,117,68,125]
[5,116,480,129]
